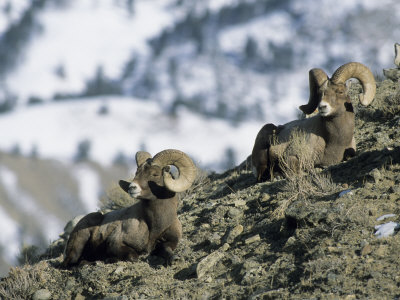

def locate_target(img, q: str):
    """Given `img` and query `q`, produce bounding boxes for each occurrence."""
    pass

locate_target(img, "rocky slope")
[0,79,399,299]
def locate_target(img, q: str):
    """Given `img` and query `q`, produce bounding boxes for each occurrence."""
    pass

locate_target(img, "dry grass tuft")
[179,167,209,201]
[272,129,339,219]
[100,182,136,210]
[0,263,47,300]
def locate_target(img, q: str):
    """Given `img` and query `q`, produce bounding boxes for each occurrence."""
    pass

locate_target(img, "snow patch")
[73,165,101,212]
[0,205,20,265]
[0,97,263,171]
[374,222,400,239]
[0,166,63,243]
[376,214,396,222]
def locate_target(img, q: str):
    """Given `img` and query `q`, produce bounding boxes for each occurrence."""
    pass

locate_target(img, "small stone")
[223,225,244,244]
[342,183,349,189]
[383,68,400,81]
[369,168,382,183]
[227,207,242,219]
[338,189,353,198]
[196,251,224,279]
[234,199,247,207]
[201,223,210,229]
[220,243,230,251]
[375,245,388,257]
[245,234,261,244]
[361,244,372,256]
[32,289,51,300]
[61,215,84,238]
[75,294,85,300]
[114,266,124,274]
[261,194,271,202]
[66,278,76,289]
[364,182,373,189]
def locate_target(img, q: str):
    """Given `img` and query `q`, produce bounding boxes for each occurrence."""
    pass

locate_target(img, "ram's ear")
[119,180,131,193]
[135,151,152,167]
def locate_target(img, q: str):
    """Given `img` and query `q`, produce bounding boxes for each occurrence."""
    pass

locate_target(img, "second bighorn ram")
[252,62,376,181]
[62,149,197,267]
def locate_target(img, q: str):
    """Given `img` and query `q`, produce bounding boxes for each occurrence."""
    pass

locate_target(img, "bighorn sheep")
[62,149,197,267]
[252,62,376,181]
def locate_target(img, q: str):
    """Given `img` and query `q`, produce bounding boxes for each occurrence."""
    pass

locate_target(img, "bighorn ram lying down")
[62,149,197,267]
[252,62,376,181]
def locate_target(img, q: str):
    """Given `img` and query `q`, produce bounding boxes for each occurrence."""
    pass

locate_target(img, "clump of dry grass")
[179,166,209,201]
[100,182,136,210]
[272,129,339,219]
[0,263,46,300]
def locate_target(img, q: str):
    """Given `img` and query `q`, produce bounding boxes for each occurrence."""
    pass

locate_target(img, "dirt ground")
[1,79,400,299]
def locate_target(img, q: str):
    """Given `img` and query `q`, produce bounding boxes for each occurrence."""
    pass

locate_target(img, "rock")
[361,244,372,256]
[234,199,247,207]
[227,207,242,219]
[61,215,85,238]
[338,189,353,198]
[369,168,382,183]
[375,245,388,257]
[75,294,86,300]
[383,68,400,81]
[113,266,124,275]
[245,234,260,244]
[32,289,51,300]
[220,243,230,251]
[261,194,271,202]
[196,251,225,279]
[395,42,400,67]
[223,224,244,244]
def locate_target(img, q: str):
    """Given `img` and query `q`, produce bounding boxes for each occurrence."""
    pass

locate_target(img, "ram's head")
[119,149,197,200]
[300,62,376,117]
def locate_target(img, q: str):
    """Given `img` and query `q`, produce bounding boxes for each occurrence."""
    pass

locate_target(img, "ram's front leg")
[153,219,182,265]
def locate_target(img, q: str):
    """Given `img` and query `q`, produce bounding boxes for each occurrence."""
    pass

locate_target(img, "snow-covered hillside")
[0,97,262,170]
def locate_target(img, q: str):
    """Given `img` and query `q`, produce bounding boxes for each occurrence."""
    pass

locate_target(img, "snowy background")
[0,0,399,276]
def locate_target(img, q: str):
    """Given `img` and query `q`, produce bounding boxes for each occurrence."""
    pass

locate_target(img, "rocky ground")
[1,79,400,299]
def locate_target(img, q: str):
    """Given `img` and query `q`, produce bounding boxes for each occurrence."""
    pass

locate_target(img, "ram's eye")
[151,173,159,177]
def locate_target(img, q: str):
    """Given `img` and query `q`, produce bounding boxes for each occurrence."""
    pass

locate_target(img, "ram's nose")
[128,183,141,198]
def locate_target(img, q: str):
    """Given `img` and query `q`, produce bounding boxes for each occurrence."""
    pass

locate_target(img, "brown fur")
[62,155,189,267]
[252,82,358,182]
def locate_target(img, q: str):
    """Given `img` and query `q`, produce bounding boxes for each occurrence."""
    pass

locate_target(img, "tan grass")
[100,182,136,210]
[0,263,46,300]
[179,167,209,201]
[272,129,339,219]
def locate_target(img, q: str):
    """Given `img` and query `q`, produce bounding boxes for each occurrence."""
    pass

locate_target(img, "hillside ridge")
[1,79,400,299]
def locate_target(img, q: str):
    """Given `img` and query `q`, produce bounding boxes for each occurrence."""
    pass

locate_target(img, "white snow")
[338,189,353,198]
[374,222,400,239]
[0,0,30,34]
[0,205,20,265]
[219,12,292,55]
[376,214,397,222]
[0,166,63,242]
[6,0,175,102]
[0,97,263,170]
[73,165,101,212]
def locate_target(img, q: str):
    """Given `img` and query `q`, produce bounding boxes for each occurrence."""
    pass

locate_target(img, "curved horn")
[299,68,329,115]
[152,149,197,192]
[135,151,152,167]
[331,62,376,106]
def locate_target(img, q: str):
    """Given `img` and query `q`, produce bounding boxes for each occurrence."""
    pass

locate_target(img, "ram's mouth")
[319,109,330,116]
[128,188,140,198]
